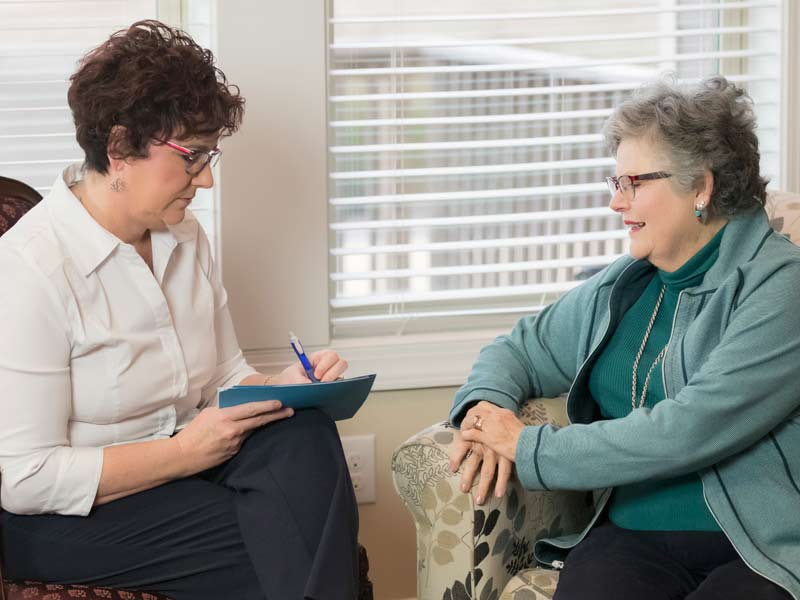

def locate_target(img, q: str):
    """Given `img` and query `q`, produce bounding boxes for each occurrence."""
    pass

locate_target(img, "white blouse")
[0,165,256,516]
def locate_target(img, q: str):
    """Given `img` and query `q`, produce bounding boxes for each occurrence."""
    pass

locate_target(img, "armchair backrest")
[765,190,800,244]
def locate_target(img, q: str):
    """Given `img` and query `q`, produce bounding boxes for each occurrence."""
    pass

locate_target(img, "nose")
[192,162,214,189]
[609,188,628,213]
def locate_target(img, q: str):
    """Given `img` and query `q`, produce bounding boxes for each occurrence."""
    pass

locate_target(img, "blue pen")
[289,332,319,383]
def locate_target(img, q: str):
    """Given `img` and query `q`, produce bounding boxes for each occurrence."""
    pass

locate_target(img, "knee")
[295,409,347,460]
[248,409,346,466]
[290,407,337,432]
[283,409,341,449]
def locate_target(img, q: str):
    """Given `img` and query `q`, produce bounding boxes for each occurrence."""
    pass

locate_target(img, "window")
[15,3,784,389]
[0,0,219,254]
[327,0,782,342]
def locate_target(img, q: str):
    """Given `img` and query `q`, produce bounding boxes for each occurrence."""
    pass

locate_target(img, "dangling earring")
[110,178,127,193]
[694,202,707,224]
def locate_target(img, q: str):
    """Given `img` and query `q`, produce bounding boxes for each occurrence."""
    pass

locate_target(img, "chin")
[627,241,652,263]
[162,210,187,226]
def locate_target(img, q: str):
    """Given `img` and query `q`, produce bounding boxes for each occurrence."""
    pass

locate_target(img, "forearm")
[94,437,190,506]
[451,283,594,425]
[239,372,271,385]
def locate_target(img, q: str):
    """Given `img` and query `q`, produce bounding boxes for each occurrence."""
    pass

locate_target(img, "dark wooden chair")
[0,176,374,600]
[0,175,42,235]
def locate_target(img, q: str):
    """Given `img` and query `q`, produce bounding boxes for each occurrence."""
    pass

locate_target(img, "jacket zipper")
[564,261,640,420]
[549,264,637,570]
[660,289,683,397]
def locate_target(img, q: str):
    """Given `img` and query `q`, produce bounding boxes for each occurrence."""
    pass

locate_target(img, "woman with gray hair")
[447,76,798,599]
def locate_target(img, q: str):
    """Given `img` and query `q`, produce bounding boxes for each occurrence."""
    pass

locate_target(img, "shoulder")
[0,200,68,282]
[742,226,800,278]
[733,229,800,309]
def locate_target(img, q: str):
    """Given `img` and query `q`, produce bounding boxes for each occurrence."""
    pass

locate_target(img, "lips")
[624,220,645,233]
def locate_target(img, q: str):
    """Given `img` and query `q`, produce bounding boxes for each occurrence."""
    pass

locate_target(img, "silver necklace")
[631,284,668,410]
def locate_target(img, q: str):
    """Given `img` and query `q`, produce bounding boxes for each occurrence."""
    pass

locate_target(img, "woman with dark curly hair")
[448,76,798,600]
[0,21,359,600]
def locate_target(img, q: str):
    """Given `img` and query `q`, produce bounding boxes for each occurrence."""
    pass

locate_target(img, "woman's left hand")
[277,348,349,384]
[460,401,525,462]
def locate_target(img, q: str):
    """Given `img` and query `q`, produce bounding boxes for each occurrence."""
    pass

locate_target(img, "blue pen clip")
[289,332,319,383]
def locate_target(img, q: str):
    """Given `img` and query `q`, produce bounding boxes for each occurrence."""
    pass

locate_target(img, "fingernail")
[461,483,468,492]
[476,496,484,505]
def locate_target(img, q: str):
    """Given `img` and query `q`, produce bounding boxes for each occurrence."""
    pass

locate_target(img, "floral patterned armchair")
[391,190,800,600]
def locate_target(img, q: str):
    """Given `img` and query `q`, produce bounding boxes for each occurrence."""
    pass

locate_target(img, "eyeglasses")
[605,171,671,200]
[159,139,222,175]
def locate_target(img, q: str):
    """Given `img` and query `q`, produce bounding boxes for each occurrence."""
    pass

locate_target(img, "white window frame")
[216,0,800,391]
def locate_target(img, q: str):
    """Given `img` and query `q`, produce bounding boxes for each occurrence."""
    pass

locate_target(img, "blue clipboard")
[218,374,376,421]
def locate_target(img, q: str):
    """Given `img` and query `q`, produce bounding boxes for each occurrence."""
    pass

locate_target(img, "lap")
[2,476,262,599]
[687,559,793,600]
[553,521,696,600]
[2,409,355,600]
[553,521,790,600]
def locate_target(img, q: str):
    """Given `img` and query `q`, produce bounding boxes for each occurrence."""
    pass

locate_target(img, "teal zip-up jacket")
[450,209,800,598]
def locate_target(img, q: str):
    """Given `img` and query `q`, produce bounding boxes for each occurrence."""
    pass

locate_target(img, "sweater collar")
[658,224,725,290]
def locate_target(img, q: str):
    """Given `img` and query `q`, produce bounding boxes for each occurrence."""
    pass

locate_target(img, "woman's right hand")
[173,400,294,474]
[449,433,513,506]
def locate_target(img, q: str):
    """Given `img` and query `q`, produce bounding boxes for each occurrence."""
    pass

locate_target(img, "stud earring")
[694,202,707,224]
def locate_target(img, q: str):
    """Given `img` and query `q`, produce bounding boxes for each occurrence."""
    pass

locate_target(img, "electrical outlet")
[341,434,376,504]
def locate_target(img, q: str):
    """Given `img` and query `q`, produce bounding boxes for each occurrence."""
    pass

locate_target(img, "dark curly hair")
[68,20,245,174]
[603,75,768,219]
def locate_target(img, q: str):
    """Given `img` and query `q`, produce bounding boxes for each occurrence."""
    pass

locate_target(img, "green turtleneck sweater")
[588,226,726,531]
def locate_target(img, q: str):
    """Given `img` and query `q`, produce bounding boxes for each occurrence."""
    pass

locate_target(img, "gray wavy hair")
[603,75,768,218]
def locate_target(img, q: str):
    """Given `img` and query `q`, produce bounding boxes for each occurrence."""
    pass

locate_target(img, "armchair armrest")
[391,398,593,600]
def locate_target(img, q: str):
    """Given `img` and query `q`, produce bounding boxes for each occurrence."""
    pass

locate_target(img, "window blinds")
[327,0,781,338]
[0,1,157,193]
[0,0,218,252]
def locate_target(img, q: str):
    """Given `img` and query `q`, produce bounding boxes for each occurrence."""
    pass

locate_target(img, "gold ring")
[473,415,483,431]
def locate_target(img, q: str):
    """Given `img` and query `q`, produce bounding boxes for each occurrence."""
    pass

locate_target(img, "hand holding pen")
[287,332,349,383]
[290,332,319,382]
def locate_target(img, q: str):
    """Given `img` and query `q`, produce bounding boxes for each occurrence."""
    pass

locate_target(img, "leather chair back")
[0,176,42,236]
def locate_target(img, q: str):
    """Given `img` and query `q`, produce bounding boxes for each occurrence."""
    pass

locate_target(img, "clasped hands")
[448,401,525,505]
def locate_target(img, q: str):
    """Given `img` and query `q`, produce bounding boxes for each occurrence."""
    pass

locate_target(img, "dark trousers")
[554,520,792,600]
[1,409,359,600]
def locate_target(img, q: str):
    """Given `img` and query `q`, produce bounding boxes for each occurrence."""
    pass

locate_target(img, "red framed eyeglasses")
[159,139,222,175]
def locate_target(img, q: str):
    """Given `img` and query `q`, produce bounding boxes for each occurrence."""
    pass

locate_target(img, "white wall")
[337,386,457,599]
[216,0,330,350]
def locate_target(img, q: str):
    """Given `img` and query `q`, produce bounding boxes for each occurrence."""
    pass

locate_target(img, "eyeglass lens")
[606,175,634,198]
[187,151,220,175]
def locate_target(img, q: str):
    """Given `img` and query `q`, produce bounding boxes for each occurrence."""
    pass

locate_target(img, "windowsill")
[243,329,502,391]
